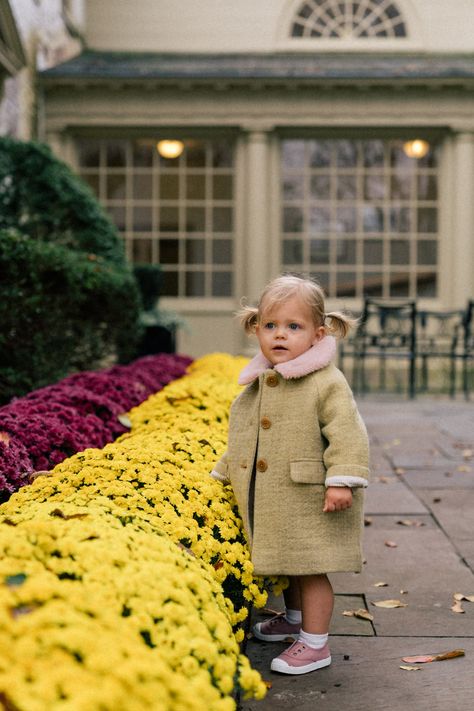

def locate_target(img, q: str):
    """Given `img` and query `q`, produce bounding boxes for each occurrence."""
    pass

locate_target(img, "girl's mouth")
[272,346,288,351]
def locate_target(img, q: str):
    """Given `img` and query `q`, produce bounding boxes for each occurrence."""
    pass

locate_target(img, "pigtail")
[324,310,359,339]
[235,302,259,333]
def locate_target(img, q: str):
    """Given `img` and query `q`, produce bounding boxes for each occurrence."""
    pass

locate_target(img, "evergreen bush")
[0,137,142,403]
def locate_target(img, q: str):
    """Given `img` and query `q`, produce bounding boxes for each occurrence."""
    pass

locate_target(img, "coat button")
[256,459,268,472]
[266,373,278,387]
[260,416,271,429]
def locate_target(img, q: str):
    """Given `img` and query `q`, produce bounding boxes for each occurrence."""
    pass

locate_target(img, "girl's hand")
[323,486,353,512]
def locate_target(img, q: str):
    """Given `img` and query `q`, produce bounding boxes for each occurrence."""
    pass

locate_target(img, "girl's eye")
[264,322,275,329]
[289,323,300,330]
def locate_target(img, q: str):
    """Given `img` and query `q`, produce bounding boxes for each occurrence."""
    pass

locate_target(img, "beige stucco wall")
[84,0,474,53]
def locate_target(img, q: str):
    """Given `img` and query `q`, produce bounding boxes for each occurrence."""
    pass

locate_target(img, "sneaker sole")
[271,655,331,675]
[253,629,300,642]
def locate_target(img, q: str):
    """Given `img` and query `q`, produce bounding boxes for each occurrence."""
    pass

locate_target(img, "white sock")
[298,630,328,649]
[285,608,302,625]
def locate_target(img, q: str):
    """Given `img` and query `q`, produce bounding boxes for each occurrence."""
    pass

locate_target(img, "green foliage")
[0,137,142,403]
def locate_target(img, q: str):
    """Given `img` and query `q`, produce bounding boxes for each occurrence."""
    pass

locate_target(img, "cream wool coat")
[213,337,370,576]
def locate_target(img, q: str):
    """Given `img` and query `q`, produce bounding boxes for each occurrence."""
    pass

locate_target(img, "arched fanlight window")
[291,0,407,39]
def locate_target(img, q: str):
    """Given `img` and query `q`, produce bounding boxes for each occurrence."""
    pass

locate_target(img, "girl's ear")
[312,326,326,344]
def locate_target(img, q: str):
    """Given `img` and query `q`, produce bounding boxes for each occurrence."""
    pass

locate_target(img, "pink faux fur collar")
[238,336,337,385]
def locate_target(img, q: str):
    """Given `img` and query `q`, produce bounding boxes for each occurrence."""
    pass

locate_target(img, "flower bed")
[0,353,283,709]
[0,353,192,499]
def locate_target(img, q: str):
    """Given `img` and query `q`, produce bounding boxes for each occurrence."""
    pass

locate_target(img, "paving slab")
[364,478,428,515]
[400,465,474,490]
[240,637,474,711]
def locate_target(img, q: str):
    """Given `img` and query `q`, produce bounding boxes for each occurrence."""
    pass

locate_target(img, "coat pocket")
[290,459,326,485]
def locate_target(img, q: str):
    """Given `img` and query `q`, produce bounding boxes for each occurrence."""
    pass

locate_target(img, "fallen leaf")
[374,581,388,587]
[395,467,406,475]
[432,497,441,503]
[364,517,373,526]
[457,465,471,473]
[400,665,421,671]
[454,593,474,603]
[451,600,465,614]
[377,476,396,484]
[384,540,398,548]
[397,519,425,527]
[117,414,132,428]
[371,599,408,608]
[402,649,465,664]
[400,590,408,595]
[343,608,374,621]
[462,449,473,459]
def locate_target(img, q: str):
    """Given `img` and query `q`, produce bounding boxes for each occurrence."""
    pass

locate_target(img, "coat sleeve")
[211,450,230,483]
[316,368,370,486]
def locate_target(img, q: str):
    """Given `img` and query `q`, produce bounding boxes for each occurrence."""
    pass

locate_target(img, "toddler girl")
[212,274,369,675]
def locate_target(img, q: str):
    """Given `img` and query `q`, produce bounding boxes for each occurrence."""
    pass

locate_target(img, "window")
[291,0,407,39]
[77,137,235,298]
[281,138,439,298]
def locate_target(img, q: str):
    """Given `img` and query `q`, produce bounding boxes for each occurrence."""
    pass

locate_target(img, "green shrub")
[0,137,142,403]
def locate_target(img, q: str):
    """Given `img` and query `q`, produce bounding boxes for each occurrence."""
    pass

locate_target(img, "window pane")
[159,239,179,264]
[363,206,384,232]
[186,142,206,167]
[336,175,357,200]
[160,207,179,232]
[282,141,307,169]
[212,239,233,264]
[160,174,179,200]
[417,207,437,233]
[310,239,330,265]
[185,271,205,296]
[186,207,206,232]
[336,207,356,233]
[390,239,409,265]
[133,140,154,167]
[336,140,357,167]
[336,272,356,297]
[132,238,152,264]
[284,175,305,200]
[310,271,329,293]
[309,140,331,167]
[78,140,101,167]
[283,239,303,264]
[213,174,233,200]
[283,207,304,232]
[212,141,234,168]
[363,141,385,167]
[107,206,125,230]
[417,240,437,265]
[212,271,233,296]
[133,207,152,231]
[185,239,205,264]
[163,271,179,296]
[417,175,438,201]
[133,174,152,200]
[363,272,383,297]
[364,174,385,200]
[417,272,437,297]
[364,239,383,265]
[81,172,99,196]
[391,174,412,200]
[106,142,127,167]
[186,174,206,200]
[390,207,411,233]
[390,273,410,297]
[106,174,126,200]
[310,175,330,199]
[309,207,330,234]
[213,207,233,232]
[336,239,356,265]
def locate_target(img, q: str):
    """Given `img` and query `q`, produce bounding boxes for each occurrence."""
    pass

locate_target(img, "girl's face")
[255,295,325,365]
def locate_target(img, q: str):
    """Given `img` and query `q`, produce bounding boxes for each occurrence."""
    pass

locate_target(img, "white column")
[451,131,474,306]
[242,126,274,306]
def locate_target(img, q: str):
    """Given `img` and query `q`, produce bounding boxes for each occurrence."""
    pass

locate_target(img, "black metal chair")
[462,300,474,399]
[416,309,465,397]
[352,298,417,398]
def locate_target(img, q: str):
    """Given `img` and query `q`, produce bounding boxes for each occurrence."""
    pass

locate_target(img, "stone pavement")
[240,397,474,711]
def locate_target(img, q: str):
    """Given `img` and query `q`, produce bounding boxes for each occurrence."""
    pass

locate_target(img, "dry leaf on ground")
[451,600,465,614]
[397,519,425,527]
[371,599,408,609]
[400,665,421,671]
[384,540,398,548]
[457,465,471,473]
[343,608,374,621]
[402,649,465,664]
[364,517,373,526]
[454,593,474,603]
[374,581,388,587]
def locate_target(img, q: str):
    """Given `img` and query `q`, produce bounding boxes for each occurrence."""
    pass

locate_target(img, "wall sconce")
[156,140,184,159]
[403,139,430,159]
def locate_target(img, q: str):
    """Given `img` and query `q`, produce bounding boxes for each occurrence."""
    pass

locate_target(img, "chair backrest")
[417,309,465,353]
[464,300,474,349]
[358,298,417,350]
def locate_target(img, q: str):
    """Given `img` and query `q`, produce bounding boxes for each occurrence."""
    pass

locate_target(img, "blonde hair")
[237,274,357,339]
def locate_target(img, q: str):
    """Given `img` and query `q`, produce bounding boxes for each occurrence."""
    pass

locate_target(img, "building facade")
[26,1,474,354]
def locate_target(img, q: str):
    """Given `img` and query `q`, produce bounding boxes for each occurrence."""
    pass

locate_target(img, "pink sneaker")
[271,640,331,674]
[253,614,301,642]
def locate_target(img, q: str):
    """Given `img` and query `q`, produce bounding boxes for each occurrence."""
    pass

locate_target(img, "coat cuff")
[210,469,230,483]
[325,475,368,488]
